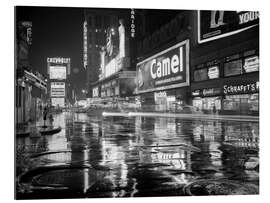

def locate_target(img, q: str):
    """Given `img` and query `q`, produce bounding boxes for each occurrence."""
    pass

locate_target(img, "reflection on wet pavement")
[16,111,259,199]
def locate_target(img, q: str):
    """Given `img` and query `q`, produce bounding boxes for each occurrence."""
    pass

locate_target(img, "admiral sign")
[136,40,189,93]
[198,10,259,43]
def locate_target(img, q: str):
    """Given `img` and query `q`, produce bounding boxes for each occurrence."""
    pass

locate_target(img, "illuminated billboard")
[136,40,189,94]
[198,11,259,43]
[47,57,71,76]
[50,82,65,97]
[49,66,66,80]
[51,97,65,107]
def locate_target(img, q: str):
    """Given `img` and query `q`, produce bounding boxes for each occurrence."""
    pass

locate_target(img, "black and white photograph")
[12,1,262,201]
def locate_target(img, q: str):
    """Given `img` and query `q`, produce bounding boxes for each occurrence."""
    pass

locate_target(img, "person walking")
[42,106,48,128]
[213,105,217,115]
[49,113,54,126]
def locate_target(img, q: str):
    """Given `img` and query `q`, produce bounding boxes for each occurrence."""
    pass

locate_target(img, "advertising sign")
[49,66,67,80]
[208,66,219,79]
[47,57,70,64]
[223,81,259,95]
[105,58,117,78]
[243,56,259,73]
[83,21,88,69]
[192,88,221,97]
[51,97,65,107]
[154,91,167,101]
[92,86,99,98]
[202,88,221,97]
[50,82,65,97]
[198,10,259,43]
[136,40,189,94]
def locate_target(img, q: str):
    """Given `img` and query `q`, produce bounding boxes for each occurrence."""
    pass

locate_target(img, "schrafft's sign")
[136,40,189,94]
[198,10,259,43]
[223,81,259,95]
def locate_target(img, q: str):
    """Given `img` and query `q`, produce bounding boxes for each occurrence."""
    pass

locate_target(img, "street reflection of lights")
[162,170,188,185]
[119,163,128,187]
[82,124,86,132]
[130,178,138,197]
[83,150,89,193]
[83,168,89,194]
[47,137,68,151]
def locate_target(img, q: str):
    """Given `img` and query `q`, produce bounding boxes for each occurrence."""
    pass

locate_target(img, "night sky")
[16,6,85,93]
[15,6,182,95]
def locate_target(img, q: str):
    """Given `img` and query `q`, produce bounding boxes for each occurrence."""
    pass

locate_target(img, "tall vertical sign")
[83,21,88,69]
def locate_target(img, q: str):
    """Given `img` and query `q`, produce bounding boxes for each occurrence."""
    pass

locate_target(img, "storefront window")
[193,97,221,111]
[248,93,259,111]
[203,97,221,110]
[115,85,119,96]
[224,59,242,76]
[192,98,203,110]
[223,93,259,112]
[223,95,241,110]
[194,68,208,81]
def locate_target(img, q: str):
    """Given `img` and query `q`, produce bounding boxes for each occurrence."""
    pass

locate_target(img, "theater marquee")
[136,40,189,94]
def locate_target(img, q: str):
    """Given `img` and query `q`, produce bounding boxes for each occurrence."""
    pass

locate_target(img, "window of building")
[193,64,220,82]
[243,55,259,73]
[88,16,92,27]
[16,86,22,107]
[224,59,243,76]
[223,93,259,112]
[248,93,259,111]
[95,16,102,28]
[193,97,221,111]
[88,32,92,43]
[208,66,220,79]
[194,68,208,81]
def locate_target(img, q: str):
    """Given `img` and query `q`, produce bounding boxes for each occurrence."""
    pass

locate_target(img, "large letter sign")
[136,40,189,93]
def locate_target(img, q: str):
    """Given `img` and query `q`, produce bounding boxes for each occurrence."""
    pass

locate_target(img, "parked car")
[177,105,202,114]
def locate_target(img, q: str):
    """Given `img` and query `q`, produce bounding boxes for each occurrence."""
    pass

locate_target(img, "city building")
[135,10,259,115]
[190,10,259,115]
[135,10,192,112]
[47,57,71,108]
[16,21,47,124]
[83,8,137,106]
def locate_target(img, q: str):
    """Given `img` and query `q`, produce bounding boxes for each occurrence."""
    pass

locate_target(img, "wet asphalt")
[16,111,259,199]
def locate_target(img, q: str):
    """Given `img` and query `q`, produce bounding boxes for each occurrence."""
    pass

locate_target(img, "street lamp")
[82,89,87,94]
[111,28,115,35]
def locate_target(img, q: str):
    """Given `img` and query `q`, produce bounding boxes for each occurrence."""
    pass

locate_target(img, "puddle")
[183,180,258,195]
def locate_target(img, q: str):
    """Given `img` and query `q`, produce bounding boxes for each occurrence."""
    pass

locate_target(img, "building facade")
[16,21,47,124]
[190,10,259,115]
[84,8,137,106]
[135,10,259,115]
[135,11,192,112]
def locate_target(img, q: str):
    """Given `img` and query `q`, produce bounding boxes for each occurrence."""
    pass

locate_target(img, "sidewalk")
[102,111,259,122]
[16,116,61,137]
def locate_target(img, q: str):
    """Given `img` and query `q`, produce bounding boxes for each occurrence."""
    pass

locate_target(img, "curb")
[16,126,62,137]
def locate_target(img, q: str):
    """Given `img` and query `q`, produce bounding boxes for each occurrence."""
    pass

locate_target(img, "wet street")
[16,111,259,199]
